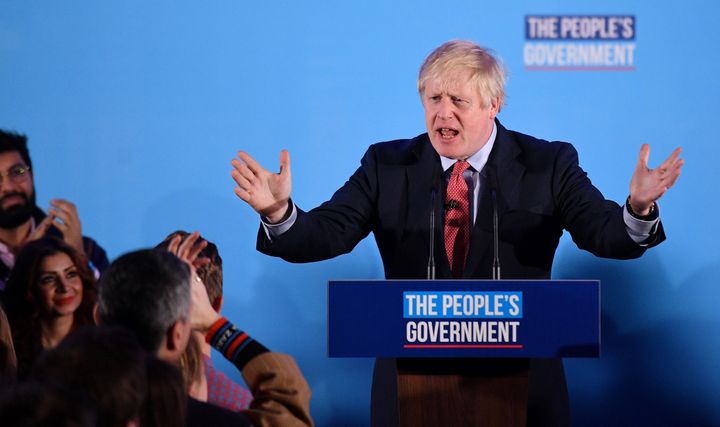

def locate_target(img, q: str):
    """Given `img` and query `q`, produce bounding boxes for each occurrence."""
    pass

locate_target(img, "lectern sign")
[403,291,523,349]
[328,280,599,358]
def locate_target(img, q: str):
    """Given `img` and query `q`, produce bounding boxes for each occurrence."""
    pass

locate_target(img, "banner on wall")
[524,15,636,71]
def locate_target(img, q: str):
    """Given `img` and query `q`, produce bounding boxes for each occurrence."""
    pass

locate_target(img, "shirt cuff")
[623,204,660,245]
[261,202,297,241]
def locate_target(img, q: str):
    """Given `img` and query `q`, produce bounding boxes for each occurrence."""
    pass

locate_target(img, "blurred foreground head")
[97,248,192,362]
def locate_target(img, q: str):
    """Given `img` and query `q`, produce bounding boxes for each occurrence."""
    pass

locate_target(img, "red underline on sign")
[403,344,524,349]
[524,66,635,71]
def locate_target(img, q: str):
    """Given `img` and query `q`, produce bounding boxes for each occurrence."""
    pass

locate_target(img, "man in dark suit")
[231,40,683,425]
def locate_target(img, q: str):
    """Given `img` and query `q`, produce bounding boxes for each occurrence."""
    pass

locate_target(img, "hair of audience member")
[0,129,32,169]
[0,381,97,427]
[179,331,206,397]
[417,39,507,111]
[0,304,17,389]
[97,248,191,354]
[3,237,97,378]
[157,230,224,309]
[29,325,146,427]
[142,357,188,427]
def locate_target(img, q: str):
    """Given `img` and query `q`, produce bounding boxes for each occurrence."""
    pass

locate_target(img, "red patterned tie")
[444,161,471,278]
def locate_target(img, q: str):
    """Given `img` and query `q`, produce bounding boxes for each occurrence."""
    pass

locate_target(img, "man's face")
[0,150,35,229]
[422,72,499,160]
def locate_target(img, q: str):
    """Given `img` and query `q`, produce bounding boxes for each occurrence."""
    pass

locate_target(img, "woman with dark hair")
[2,237,97,378]
[0,304,17,389]
[142,356,187,427]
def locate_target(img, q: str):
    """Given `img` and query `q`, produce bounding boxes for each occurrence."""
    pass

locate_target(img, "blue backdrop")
[2,1,717,425]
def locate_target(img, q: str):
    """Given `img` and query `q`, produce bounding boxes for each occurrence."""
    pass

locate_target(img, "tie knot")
[451,160,470,177]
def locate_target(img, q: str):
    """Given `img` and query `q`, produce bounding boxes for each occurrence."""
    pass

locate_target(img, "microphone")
[427,188,436,280]
[486,166,501,280]
[427,165,441,280]
[445,200,459,210]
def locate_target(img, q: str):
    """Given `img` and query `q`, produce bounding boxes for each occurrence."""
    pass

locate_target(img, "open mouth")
[437,127,459,140]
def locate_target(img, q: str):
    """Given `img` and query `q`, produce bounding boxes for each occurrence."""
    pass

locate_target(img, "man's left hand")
[629,145,684,215]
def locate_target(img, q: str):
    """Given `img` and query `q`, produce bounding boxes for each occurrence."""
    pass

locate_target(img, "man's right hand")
[24,215,54,245]
[231,150,292,224]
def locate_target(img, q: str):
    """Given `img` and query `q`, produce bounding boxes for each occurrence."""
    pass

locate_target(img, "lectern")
[328,280,599,426]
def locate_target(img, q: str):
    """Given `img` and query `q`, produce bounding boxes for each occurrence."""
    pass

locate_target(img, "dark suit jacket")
[258,121,663,276]
[258,121,665,425]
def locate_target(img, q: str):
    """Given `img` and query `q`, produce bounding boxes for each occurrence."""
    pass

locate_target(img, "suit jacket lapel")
[464,121,524,279]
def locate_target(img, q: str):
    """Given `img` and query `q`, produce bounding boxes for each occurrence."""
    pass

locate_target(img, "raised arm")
[628,144,683,215]
[231,150,293,224]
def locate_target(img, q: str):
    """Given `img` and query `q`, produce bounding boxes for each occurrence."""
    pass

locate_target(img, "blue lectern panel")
[328,280,599,358]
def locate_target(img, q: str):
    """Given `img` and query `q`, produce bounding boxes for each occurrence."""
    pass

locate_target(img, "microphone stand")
[427,189,436,280]
[487,167,501,280]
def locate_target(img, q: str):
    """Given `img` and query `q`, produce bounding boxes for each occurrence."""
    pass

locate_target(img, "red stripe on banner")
[403,344,524,349]
[524,66,635,71]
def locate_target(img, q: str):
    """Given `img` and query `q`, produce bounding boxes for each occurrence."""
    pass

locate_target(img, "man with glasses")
[0,129,109,290]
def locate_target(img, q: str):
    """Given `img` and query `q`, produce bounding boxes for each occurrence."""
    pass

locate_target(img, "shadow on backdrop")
[558,250,720,426]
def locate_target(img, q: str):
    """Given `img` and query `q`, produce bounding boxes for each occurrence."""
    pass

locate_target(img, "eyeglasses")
[0,165,31,185]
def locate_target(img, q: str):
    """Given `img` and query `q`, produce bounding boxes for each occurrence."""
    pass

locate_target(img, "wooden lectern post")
[396,359,529,427]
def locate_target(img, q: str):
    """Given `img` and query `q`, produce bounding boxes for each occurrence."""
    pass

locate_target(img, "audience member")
[3,237,96,378]
[142,356,188,427]
[0,381,97,427]
[0,129,109,290]
[97,243,313,426]
[29,325,147,427]
[0,304,17,389]
[159,230,253,411]
[180,331,209,401]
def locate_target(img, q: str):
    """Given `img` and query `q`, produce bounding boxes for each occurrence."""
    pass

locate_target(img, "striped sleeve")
[205,317,269,370]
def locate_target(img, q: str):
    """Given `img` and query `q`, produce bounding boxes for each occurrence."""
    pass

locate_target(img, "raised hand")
[24,214,54,245]
[165,231,210,272]
[163,231,219,330]
[189,270,221,332]
[47,199,84,255]
[231,150,292,224]
[629,145,683,215]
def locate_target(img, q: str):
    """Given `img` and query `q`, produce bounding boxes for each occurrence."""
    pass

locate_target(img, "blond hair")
[418,40,506,111]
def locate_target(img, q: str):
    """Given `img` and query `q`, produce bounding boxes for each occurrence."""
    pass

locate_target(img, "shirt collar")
[439,121,497,173]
